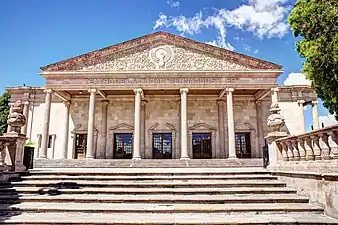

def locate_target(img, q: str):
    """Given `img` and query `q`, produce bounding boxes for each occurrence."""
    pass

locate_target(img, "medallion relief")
[80,44,251,72]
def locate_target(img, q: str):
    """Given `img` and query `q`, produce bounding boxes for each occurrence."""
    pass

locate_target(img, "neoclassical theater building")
[8,32,319,161]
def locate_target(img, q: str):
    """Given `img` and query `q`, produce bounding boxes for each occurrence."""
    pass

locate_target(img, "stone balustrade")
[275,125,338,162]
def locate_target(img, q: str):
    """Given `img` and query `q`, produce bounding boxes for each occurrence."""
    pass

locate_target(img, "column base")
[15,163,26,172]
[85,156,95,159]
[38,156,47,159]
[180,157,190,160]
[227,156,238,159]
[132,157,141,160]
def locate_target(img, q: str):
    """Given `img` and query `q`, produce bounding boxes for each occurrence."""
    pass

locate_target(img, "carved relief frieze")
[80,44,251,72]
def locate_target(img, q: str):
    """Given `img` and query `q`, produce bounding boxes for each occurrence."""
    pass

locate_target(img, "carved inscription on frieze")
[86,76,238,85]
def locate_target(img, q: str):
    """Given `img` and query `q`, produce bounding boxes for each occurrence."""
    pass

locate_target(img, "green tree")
[288,0,338,119]
[0,92,10,135]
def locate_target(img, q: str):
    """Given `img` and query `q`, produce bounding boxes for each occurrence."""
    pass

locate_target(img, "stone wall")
[145,97,180,159]
[233,96,259,158]
[14,86,318,160]
[270,167,338,219]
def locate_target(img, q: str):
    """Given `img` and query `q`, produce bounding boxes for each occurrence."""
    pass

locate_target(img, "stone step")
[0,202,323,213]
[0,194,309,204]
[0,187,298,195]
[2,212,338,224]
[33,159,263,168]
[28,169,269,176]
[21,174,277,181]
[5,180,286,188]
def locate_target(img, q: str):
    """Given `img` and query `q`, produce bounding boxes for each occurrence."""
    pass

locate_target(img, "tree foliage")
[0,92,10,135]
[288,0,338,119]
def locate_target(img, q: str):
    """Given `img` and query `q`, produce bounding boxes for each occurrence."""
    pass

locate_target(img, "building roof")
[40,31,282,72]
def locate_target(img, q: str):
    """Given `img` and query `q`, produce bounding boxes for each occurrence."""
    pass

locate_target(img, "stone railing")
[275,125,338,162]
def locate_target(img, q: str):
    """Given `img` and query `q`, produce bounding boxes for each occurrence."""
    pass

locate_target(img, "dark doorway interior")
[235,132,251,158]
[152,133,172,159]
[113,133,133,159]
[192,133,212,159]
[75,134,87,159]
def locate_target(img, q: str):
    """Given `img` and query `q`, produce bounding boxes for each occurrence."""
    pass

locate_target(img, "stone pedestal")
[0,132,27,172]
[265,131,287,170]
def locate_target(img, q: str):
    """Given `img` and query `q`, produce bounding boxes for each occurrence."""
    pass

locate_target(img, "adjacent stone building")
[7,31,319,161]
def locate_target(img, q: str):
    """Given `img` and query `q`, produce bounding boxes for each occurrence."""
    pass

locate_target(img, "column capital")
[101,100,109,105]
[44,88,53,94]
[180,88,189,94]
[23,101,30,105]
[216,99,226,104]
[255,100,262,105]
[63,101,71,107]
[134,88,143,94]
[226,88,234,93]
[271,87,279,92]
[88,88,97,94]
[312,100,319,105]
[297,100,305,106]
[141,100,148,106]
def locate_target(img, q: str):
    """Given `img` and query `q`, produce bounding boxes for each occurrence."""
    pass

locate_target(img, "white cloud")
[171,12,205,35]
[224,0,290,39]
[243,44,259,54]
[166,0,180,8]
[206,40,235,51]
[283,73,311,86]
[153,0,291,49]
[319,114,338,127]
[154,13,168,29]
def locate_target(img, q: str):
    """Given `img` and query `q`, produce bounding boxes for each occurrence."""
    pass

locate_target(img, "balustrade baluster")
[311,135,322,160]
[319,133,331,160]
[280,141,289,161]
[286,140,294,161]
[291,139,300,161]
[304,137,315,161]
[328,131,338,159]
[297,138,307,161]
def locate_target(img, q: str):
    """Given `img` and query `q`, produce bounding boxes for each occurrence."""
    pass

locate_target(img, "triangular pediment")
[189,123,217,131]
[41,32,282,72]
[109,123,134,131]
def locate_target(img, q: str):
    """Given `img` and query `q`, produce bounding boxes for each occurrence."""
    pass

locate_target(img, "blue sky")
[0,0,336,129]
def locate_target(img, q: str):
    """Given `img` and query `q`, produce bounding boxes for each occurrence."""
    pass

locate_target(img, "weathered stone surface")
[0,168,337,224]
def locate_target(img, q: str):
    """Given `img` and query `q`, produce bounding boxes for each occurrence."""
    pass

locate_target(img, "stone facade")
[6,32,320,161]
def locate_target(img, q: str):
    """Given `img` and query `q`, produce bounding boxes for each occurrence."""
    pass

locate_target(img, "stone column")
[217,99,226,158]
[7,103,14,133]
[180,88,189,159]
[39,89,53,159]
[255,100,264,158]
[141,100,147,159]
[132,88,142,160]
[86,88,97,159]
[271,87,279,104]
[99,100,109,159]
[21,101,30,135]
[297,100,306,133]
[60,101,70,159]
[226,88,237,159]
[312,100,320,130]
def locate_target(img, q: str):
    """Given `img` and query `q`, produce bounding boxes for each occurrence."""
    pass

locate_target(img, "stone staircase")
[33,158,263,168]
[0,168,337,224]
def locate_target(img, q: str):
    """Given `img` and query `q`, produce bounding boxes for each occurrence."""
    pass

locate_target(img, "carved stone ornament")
[267,103,285,132]
[149,45,173,69]
[7,100,26,133]
[80,44,251,71]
